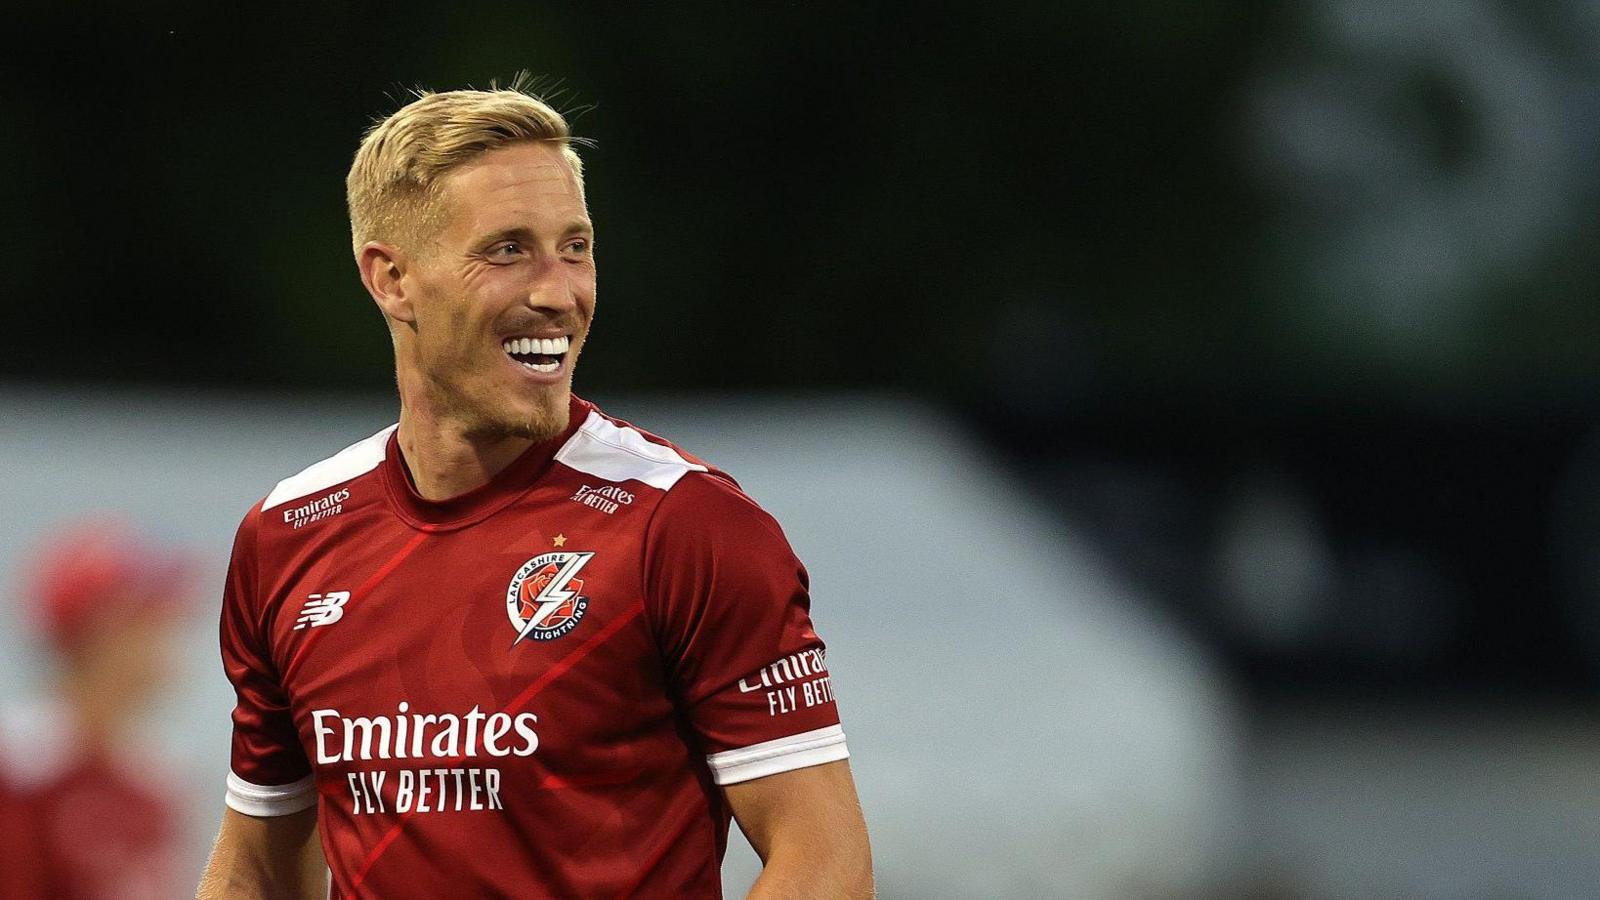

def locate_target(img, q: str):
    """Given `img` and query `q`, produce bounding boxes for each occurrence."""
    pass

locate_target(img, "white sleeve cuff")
[225,771,317,817]
[706,724,849,785]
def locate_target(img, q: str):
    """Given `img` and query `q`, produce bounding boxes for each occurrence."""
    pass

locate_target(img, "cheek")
[422,286,505,349]
[417,307,473,364]
[573,270,598,313]
[476,271,541,315]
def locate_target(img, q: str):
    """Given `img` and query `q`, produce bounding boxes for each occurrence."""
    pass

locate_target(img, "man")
[198,83,872,898]
[1,520,190,899]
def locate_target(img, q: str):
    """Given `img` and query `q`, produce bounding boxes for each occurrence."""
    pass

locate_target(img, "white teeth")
[502,336,571,358]
[521,360,559,373]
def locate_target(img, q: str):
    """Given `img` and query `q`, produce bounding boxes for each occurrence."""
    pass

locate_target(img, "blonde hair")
[346,79,587,254]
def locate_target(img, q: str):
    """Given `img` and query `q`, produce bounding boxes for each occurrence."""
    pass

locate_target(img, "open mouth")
[501,335,570,374]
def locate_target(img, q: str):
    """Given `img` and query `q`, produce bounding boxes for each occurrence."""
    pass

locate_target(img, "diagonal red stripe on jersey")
[537,767,646,791]
[349,599,647,889]
[284,531,428,684]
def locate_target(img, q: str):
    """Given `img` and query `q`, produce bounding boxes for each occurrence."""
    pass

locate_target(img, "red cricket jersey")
[219,396,847,898]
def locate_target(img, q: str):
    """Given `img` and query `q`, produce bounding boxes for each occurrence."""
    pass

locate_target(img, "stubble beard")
[475,394,569,444]
[444,372,571,445]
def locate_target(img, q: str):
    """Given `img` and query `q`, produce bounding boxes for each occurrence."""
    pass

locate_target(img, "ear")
[356,241,416,325]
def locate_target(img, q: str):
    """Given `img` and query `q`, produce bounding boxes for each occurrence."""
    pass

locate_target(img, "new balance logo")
[294,591,350,630]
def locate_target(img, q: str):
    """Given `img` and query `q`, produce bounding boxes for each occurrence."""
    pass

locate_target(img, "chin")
[484,388,571,443]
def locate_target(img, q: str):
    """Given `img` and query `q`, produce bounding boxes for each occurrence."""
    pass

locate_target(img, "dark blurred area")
[7,3,1597,697]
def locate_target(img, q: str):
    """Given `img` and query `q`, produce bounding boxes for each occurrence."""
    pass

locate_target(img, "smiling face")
[393,141,596,443]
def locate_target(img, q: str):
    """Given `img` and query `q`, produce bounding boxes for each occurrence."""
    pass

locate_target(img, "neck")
[396,403,535,501]
[63,666,127,752]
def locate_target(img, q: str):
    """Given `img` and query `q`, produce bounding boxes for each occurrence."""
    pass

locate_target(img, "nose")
[525,255,580,317]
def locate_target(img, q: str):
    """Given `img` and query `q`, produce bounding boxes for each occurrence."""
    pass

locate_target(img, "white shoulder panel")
[261,424,397,511]
[554,410,707,491]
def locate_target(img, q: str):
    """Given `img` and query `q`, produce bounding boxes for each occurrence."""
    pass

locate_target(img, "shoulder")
[554,403,780,542]
[226,424,397,568]
[553,405,712,493]
[653,469,776,536]
[0,703,79,792]
[258,423,397,515]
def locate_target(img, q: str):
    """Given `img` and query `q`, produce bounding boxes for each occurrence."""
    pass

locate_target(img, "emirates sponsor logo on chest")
[312,702,536,817]
[283,488,350,528]
[570,484,634,514]
[506,551,594,645]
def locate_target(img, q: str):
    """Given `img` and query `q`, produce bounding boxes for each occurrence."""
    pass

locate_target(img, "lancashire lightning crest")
[506,552,594,645]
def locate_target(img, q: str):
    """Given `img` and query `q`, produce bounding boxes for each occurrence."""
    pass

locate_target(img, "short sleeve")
[219,508,315,816]
[646,473,848,785]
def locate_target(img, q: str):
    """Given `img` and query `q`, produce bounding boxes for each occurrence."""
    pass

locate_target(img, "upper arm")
[206,510,324,897]
[648,474,869,893]
[198,806,325,900]
[220,509,315,814]
[723,760,872,897]
[648,474,847,776]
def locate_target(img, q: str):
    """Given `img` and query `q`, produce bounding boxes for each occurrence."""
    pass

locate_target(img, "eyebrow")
[476,220,594,246]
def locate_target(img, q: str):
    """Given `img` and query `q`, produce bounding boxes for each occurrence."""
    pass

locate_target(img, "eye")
[489,242,524,260]
[563,238,591,255]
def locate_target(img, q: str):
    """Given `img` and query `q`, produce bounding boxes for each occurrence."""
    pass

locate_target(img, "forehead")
[437,142,587,235]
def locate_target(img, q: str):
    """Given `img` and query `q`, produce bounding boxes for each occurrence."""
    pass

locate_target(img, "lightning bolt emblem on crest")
[513,552,594,646]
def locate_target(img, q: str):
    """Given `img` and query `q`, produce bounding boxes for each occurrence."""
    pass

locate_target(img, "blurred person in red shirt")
[0,520,192,900]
